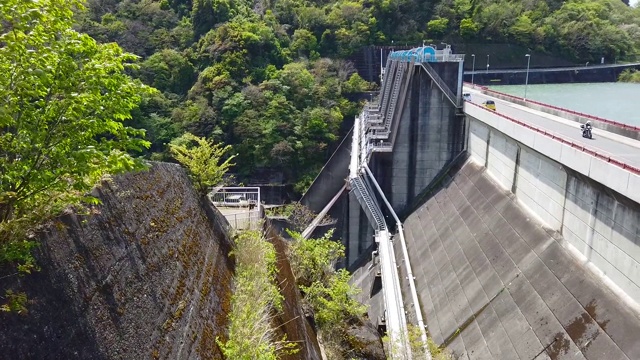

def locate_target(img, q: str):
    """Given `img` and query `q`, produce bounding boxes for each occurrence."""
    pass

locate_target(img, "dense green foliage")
[218,230,298,359]
[76,0,376,190]
[74,0,640,190]
[619,69,640,82]
[287,229,344,287]
[0,0,151,275]
[169,132,235,194]
[288,230,367,357]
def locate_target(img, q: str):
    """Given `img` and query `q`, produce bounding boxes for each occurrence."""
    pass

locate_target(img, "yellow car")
[482,100,496,111]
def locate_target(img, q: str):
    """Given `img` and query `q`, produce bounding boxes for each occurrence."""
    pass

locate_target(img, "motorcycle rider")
[581,121,592,139]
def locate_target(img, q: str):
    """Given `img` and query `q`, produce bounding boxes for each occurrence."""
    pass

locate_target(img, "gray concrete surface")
[465,104,640,208]
[301,127,352,214]
[398,160,640,359]
[469,115,640,311]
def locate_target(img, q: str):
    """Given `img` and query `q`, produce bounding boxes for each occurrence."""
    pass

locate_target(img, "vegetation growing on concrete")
[618,69,640,83]
[287,229,369,359]
[217,230,298,359]
[383,324,454,360]
[266,202,335,232]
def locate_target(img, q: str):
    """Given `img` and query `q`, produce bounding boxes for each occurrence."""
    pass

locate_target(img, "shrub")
[217,230,297,359]
[169,133,235,195]
[618,69,640,83]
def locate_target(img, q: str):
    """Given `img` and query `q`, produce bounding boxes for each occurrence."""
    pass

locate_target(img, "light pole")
[471,54,476,85]
[486,54,490,74]
[524,54,531,101]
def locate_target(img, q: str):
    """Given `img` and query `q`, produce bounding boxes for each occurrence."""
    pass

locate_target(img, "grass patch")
[217,230,297,359]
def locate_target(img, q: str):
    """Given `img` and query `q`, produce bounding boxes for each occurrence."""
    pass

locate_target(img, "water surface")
[489,83,640,126]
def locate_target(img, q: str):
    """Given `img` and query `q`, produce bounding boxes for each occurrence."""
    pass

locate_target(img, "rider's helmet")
[586,121,592,127]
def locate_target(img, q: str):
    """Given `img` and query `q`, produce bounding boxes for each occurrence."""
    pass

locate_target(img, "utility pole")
[471,54,476,85]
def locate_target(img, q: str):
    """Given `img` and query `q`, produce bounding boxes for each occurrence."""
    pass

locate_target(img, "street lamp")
[524,54,531,101]
[486,54,490,74]
[471,54,476,85]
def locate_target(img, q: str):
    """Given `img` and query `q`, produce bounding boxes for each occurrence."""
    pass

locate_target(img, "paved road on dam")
[464,88,640,168]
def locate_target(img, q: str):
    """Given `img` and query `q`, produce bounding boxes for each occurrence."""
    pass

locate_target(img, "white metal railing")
[209,186,260,206]
[365,165,430,359]
[222,210,261,230]
[209,187,261,230]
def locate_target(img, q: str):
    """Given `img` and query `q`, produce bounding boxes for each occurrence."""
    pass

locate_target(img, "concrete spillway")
[396,159,640,359]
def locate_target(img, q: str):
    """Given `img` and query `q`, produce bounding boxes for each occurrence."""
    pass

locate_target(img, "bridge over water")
[301,46,640,359]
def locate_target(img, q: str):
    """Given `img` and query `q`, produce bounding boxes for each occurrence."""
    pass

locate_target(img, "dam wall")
[468,114,640,304]
[397,159,640,359]
[301,128,352,214]
[0,163,236,359]
[372,62,466,214]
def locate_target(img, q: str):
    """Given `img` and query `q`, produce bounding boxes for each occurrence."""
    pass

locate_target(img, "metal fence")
[221,210,261,230]
[209,187,261,230]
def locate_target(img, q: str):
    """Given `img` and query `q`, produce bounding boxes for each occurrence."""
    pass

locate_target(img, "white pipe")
[301,184,346,239]
[364,164,431,360]
[350,116,360,179]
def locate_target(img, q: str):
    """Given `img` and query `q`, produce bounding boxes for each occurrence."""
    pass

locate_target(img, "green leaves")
[287,229,366,330]
[218,230,298,360]
[168,132,236,194]
[0,0,153,274]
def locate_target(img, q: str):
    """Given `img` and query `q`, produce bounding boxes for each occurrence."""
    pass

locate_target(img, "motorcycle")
[580,123,592,139]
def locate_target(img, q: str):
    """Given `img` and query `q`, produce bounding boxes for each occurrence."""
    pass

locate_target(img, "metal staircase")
[376,59,397,114]
[345,44,465,359]
[350,176,386,231]
[371,61,407,139]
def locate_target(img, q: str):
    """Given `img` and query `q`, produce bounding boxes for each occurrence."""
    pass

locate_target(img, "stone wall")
[0,163,235,359]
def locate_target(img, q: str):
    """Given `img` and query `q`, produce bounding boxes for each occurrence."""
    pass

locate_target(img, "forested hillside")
[75,0,640,190]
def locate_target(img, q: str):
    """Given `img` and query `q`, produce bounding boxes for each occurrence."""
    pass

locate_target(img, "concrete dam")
[302,46,640,359]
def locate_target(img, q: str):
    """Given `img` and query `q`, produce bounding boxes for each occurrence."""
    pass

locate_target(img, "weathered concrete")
[469,116,640,312]
[398,160,640,359]
[301,128,352,214]
[0,163,322,360]
[347,190,376,266]
[0,163,236,359]
[562,173,640,304]
[265,224,323,360]
[465,105,640,206]
[350,254,385,332]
